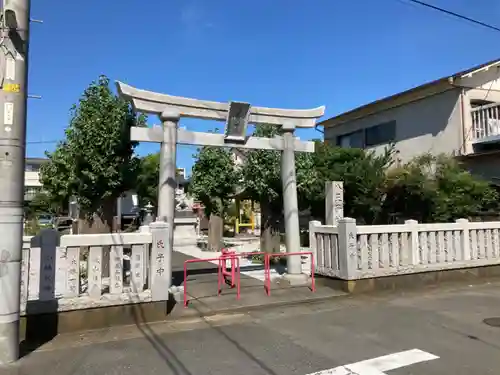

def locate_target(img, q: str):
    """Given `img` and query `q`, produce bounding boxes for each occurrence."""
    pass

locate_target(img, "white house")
[24,157,46,201]
[320,58,500,183]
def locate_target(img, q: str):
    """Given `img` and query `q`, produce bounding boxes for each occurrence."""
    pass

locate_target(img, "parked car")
[54,216,73,233]
[37,214,53,227]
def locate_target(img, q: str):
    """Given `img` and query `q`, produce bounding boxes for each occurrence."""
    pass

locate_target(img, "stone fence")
[20,222,172,314]
[309,218,500,280]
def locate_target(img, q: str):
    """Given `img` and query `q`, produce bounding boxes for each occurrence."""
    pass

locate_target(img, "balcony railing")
[471,102,500,142]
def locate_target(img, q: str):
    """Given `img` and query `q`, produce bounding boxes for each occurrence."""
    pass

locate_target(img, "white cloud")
[180,2,215,36]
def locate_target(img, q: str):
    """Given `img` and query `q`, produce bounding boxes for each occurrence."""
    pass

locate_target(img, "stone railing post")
[150,221,170,301]
[405,220,419,265]
[456,219,471,261]
[138,224,151,285]
[337,217,357,280]
[309,220,321,269]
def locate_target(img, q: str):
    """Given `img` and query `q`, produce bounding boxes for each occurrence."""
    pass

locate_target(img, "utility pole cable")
[0,0,30,365]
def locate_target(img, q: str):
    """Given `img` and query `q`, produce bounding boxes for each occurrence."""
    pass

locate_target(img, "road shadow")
[130,293,194,375]
[20,300,59,358]
[130,290,279,375]
[20,229,60,358]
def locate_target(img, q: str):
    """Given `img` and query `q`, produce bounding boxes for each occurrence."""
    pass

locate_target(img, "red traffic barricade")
[183,256,241,308]
[218,254,240,299]
[220,248,237,287]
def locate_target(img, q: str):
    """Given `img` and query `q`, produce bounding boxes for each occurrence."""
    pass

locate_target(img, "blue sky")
[27,0,500,174]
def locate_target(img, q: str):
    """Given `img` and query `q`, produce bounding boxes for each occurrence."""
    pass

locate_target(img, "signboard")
[4,103,13,125]
[224,101,250,143]
[3,83,20,93]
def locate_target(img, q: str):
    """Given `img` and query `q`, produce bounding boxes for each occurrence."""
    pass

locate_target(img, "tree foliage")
[38,143,73,211]
[40,75,146,220]
[189,146,240,216]
[241,124,318,209]
[240,124,316,250]
[24,191,59,219]
[383,154,499,223]
[189,145,240,250]
[300,142,395,224]
[187,128,500,240]
[136,153,160,208]
[241,124,282,209]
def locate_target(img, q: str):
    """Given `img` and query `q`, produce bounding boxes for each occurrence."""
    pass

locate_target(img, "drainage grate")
[483,318,500,327]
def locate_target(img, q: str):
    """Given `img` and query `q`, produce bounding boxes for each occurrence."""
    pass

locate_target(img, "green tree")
[240,124,314,251]
[433,155,499,221]
[241,124,283,252]
[301,142,394,224]
[40,75,146,231]
[25,190,60,219]
[189,145,240,250]
[383,154,500,223]
[382,154,438,223]
[136,153,160,208]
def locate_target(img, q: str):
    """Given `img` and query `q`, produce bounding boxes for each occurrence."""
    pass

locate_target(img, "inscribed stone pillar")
[150,221,171,300]
[325,181,344,226]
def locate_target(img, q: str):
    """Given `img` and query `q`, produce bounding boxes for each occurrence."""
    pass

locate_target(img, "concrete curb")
[171,292,348,321]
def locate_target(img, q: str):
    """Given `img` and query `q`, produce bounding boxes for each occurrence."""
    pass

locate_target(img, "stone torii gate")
[116,81,325,287]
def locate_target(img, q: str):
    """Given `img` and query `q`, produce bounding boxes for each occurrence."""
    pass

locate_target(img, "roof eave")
[320,78,454,129]
[321,58,500,129]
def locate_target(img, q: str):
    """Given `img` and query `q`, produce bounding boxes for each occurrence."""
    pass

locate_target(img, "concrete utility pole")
[0,0,30,365]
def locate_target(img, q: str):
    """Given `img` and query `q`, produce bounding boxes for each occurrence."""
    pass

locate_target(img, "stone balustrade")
[20,222,172,314]
[309,218,500,280]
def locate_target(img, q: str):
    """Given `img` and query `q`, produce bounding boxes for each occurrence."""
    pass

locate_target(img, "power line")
[24,140,202,149]
[399,0,500,33]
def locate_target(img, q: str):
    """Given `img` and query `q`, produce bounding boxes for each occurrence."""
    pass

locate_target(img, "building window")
[336,120,396,149]
[25,163,41,172]
[337,130,364,148]
[365,121,396,147]
[24,187,41,201]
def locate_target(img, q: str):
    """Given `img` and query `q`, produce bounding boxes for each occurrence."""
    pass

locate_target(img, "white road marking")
[306,349,439,375]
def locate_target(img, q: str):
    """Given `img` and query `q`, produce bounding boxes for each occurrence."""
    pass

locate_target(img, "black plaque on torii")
[224,101,251,143]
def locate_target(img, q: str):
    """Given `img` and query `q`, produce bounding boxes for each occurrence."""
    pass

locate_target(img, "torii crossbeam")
[116,81,325,289]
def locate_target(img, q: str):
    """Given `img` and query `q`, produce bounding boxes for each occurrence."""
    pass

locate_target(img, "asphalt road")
[4,282,500,375]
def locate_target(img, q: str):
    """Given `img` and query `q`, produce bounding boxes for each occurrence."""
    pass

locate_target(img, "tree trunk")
[260,202,281,253]
[78,198,116,280]
[208,214,224,252]
[79,198,115,234]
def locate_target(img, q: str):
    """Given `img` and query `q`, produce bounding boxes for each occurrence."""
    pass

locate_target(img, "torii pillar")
[116,81,325,288]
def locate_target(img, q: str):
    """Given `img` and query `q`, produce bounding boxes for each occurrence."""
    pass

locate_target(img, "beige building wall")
[325,89,464,164]
[24,171,41,188]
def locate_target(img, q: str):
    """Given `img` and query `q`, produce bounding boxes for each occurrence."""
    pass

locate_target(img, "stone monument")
[325,181,344,226]
[173,183,198,246]
[116,81,325,288]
